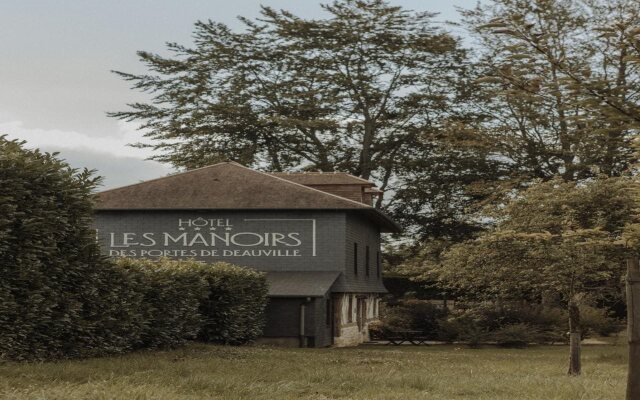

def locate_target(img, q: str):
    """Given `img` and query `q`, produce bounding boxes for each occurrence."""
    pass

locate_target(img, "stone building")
[93,162,400,347]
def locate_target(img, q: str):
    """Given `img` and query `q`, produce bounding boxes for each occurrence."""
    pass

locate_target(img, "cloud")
[0,119,155,159]
[51,148,174,190]
[0,119,174,189]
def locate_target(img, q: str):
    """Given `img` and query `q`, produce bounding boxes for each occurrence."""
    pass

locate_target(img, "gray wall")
[335,213,385,293]
[257,296,333,348]
[94,210,346,272]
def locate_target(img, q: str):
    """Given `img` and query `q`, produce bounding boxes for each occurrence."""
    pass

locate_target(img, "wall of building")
[260,296,334,348]
[335,213,384,293]
[94,210,346,272]
[332,293,380,347]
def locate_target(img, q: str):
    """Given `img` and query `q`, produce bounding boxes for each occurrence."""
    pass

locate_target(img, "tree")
[462,0,639,181]
[463,0,640,391]
[109,0,504,237]
[422,178,635,375]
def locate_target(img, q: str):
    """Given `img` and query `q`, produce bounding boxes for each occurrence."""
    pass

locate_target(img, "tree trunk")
[567,298,581,376]
[626,256,640,400]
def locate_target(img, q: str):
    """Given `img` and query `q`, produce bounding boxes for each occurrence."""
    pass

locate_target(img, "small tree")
[427,177,635,375]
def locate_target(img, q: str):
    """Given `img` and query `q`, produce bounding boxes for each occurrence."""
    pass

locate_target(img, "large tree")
[462,0,640,181]
[110,0,505,238]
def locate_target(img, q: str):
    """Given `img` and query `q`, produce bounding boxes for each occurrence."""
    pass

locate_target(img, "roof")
[265,271,341,297]
[270,172,375,186]
[331,274,388,294]
[94,162,401,233]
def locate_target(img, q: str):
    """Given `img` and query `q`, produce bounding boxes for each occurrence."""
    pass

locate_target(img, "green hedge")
[192,261,269,344]
[0,137,120,360]
[115,258,209,349]
[0,137,268,361]
[114,258,269,348]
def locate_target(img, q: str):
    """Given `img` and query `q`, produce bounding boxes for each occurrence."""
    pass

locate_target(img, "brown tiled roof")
[94,162,401,232]
[270,171,375,186]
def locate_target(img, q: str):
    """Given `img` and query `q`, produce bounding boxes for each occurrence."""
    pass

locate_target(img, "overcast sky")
[1,0,479,190]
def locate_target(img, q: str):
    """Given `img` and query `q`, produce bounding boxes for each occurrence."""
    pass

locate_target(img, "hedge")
[0,136,119,360]
[114,258,269,348]
[0,137,269,361]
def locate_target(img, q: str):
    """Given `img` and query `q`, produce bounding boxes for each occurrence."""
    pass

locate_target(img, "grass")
[0,343,627,400]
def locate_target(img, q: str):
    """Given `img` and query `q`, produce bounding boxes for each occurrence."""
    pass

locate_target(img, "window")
[376,251,381,277]
[326,299,331,326]
[347,296,353,323]
[353,243,358,275]
[365,245,370,276]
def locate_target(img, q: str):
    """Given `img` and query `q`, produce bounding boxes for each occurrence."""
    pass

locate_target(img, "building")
[93,162,400,347]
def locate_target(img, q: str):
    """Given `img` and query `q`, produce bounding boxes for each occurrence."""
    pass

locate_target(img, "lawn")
[0,343,626,400]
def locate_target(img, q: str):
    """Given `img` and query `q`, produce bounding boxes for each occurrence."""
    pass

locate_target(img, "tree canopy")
[110,0,508,239]
[414,177,637,374]
[464,0,640,180]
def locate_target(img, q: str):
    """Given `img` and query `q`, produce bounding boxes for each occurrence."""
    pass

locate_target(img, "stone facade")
[332,293,380,347]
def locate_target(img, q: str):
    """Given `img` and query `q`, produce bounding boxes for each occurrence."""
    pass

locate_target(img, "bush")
[437,310,488,347]
[115,258,209,349]
[0,137,120,360]
[114,258,268,347]
[376,299,620,347]
[191,261,268,344]
[580,305,622,338]
[494,323,539,348]
[0,140,269,360]
[367,320,385,340]
[378,300,447,339]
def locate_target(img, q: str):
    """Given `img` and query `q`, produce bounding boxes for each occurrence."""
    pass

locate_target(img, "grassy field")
[0,343,627,400]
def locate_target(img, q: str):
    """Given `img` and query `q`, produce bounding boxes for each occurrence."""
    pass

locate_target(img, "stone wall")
[332,293,380,347]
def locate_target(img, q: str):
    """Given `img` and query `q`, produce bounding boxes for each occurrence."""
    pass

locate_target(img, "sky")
[1,0,480,190]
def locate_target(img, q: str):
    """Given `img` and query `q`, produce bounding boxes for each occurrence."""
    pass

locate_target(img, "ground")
[0,343,626,400]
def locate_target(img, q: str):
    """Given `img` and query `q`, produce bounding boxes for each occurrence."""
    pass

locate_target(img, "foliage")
[191,261,269,344]
[437,303,569,346]
[494,323,538,348]
[0,136,120,360]
[114,258,209,349]
[428,178,634,303]
[378,300,447,340]
[367,320,385,340]
[580,305,622,338]
[114,258,269,347]
[0,141,268,361]
[109,0,506,238]
[376,298,614,346]
[463,0,640,180]
[416,177,635,372]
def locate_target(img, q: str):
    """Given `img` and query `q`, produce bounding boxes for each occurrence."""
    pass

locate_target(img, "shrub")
[191,261,268,344]
[436,303,568,346]
[438,311,488,347]
[380,306,412,331]
[114,258,209,349]
[113,258,269,346]
[0,137,120,360]
[367,320,385,340]
[378,300,447,339]
[580,305,622,338]
[402,300,448,338]
[0,139,269,360]
[494,323,539,348]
